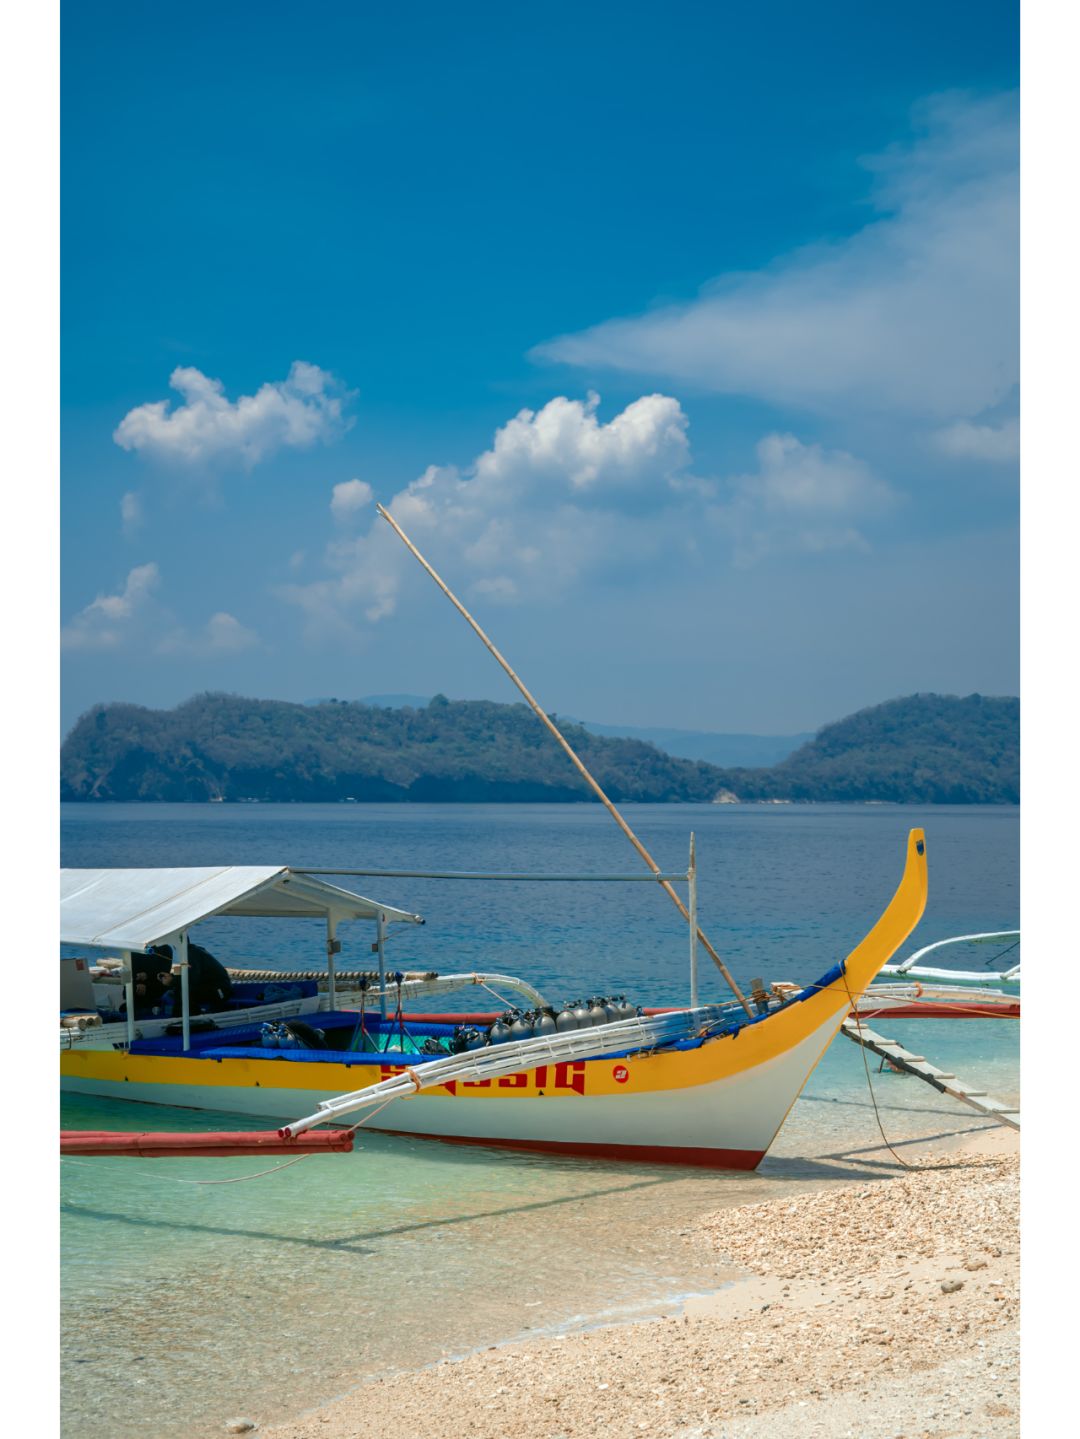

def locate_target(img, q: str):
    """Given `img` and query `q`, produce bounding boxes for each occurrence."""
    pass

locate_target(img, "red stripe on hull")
[372,1127,766,1170]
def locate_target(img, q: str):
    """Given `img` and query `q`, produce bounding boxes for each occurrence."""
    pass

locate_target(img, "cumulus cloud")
[282,395,890,638]
[61,563,160,650]
[714,434,894,565]
[120,490,143,536]
[472,392,689,492]
[282,393,693,635]
[157,611,261,656]
[933,417,1019,462]
[113,361,352,467]
[331,478,374,522]
[533,93,1018,423]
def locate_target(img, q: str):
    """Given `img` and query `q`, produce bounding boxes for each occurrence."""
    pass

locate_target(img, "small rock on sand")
[225,1421,256,1434]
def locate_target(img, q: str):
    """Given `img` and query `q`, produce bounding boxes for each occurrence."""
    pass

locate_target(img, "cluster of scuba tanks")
[259,1019,328,1050]
[442,996,641,1056]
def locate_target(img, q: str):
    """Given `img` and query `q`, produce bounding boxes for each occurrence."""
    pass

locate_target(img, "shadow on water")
[61,1173,681,1251]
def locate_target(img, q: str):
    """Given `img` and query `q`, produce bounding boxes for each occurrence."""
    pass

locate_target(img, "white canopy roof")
[60,866,423,952]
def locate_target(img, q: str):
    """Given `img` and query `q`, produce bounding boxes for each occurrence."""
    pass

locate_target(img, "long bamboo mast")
[376,503,752,1016]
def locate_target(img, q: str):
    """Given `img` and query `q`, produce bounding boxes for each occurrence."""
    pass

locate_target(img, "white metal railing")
[280,1004,732,1137]
[328,971,549,1010]
[58,995,320,1050]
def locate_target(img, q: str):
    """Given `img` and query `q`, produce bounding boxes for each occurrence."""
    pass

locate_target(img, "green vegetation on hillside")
[726,694,1019,804]
[59,691,1019,804]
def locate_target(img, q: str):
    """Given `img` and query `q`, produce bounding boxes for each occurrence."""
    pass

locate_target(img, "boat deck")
[125,1010,726,1065]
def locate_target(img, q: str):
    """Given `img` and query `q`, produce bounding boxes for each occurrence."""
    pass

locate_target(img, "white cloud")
[120,490,143,536]
[714,434,894,565]
[933,417,1019,462]
[157,611,260,656]
[533,93,1018,423]
[330,478,374,522]
[113,361,351,467]
[282,393,693,635]
[61,563,160,650]
[282,395,889,638]
[472,391,689,492]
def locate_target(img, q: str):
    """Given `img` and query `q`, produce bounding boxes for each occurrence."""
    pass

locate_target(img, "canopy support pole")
[177,931,191,1052]
[376,503,752,1016]
[326,915,338,1008]
[689,834,699,1008]
[122,950,135,1050]
[376,912,388,1018]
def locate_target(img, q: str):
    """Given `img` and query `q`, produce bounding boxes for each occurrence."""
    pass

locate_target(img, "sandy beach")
[262,1126,1018,1439]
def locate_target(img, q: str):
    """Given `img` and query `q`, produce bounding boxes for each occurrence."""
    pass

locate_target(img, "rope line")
[840,967,916,1170]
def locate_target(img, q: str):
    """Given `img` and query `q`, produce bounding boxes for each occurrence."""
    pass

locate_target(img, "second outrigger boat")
[60,828,927,1169]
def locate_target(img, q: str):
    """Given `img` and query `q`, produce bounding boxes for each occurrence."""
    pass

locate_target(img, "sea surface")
[60,803,1019,1439]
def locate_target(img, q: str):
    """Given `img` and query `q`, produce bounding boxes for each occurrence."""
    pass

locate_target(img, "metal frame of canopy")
[60,847,706,1055]
[60,866,424,1051]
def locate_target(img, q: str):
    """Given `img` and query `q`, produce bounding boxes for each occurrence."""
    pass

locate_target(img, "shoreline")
[260,1125,1018,1439]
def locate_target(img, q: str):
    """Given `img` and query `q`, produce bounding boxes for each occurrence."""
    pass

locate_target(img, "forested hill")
[60,692,1019,805]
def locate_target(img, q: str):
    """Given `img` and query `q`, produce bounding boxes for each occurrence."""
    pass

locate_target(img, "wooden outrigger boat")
[856,930,1020,1019]
[59,829,928,1169]
[61,510,943,1169]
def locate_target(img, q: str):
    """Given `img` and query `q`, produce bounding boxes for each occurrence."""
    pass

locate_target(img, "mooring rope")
[839,967,917,1170]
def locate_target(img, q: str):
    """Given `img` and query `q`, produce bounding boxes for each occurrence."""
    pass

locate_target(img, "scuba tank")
[572,1000,592,1028]
[601,997,620,1024]
[260,1022,280,1049]
[616,995,638,1021]
[282,1019,327,1050]
[533,1007,558,1036]
[510,1011,535,1042]
[488,1017,513,1044]
[556,1002,579,1032]
[464,1026,487,1051]
[587,998,609,1027]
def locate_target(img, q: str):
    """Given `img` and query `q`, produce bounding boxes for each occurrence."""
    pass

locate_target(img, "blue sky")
[61,0,1018,736]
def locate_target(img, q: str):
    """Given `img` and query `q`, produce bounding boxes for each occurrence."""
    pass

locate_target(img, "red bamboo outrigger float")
[59,1129,354,1158]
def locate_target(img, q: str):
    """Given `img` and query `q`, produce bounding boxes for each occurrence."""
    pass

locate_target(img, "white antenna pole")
[689,832,699,1008]
[121,950,135,1050]
[177,930,191,1052]
[376,911,388,1019]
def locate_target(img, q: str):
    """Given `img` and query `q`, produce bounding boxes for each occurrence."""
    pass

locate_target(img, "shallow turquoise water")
[60,803,1019,1438]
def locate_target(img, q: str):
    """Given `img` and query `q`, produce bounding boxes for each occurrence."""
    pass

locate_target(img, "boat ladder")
[839,1019,1020,1130]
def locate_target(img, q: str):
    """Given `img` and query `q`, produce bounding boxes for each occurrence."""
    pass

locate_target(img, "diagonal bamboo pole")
[377,503,752,1016]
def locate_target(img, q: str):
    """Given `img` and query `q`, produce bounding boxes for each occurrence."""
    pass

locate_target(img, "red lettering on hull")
[554,1061,586,1095]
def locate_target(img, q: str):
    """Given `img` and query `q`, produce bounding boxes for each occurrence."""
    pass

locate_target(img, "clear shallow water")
[60,803,1019,1438]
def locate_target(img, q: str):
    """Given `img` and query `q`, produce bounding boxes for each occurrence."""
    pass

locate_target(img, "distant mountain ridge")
[310,695,811,769]
[577,721,812,768]
[60,692,1019,804]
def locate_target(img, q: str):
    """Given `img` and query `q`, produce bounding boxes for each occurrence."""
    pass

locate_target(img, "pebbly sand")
[261,1126,1019,1439]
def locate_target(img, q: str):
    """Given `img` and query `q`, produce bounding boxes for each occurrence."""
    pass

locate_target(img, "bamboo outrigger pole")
[376,504,753,1017]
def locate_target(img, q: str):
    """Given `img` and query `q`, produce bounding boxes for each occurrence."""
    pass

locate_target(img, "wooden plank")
[839,1019,1019,1131]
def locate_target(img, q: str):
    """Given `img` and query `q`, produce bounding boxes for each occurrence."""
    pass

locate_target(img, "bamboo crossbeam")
[376,503,753,1016]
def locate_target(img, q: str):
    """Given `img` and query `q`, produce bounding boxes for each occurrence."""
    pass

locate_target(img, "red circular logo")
[613,1065,630,1084]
